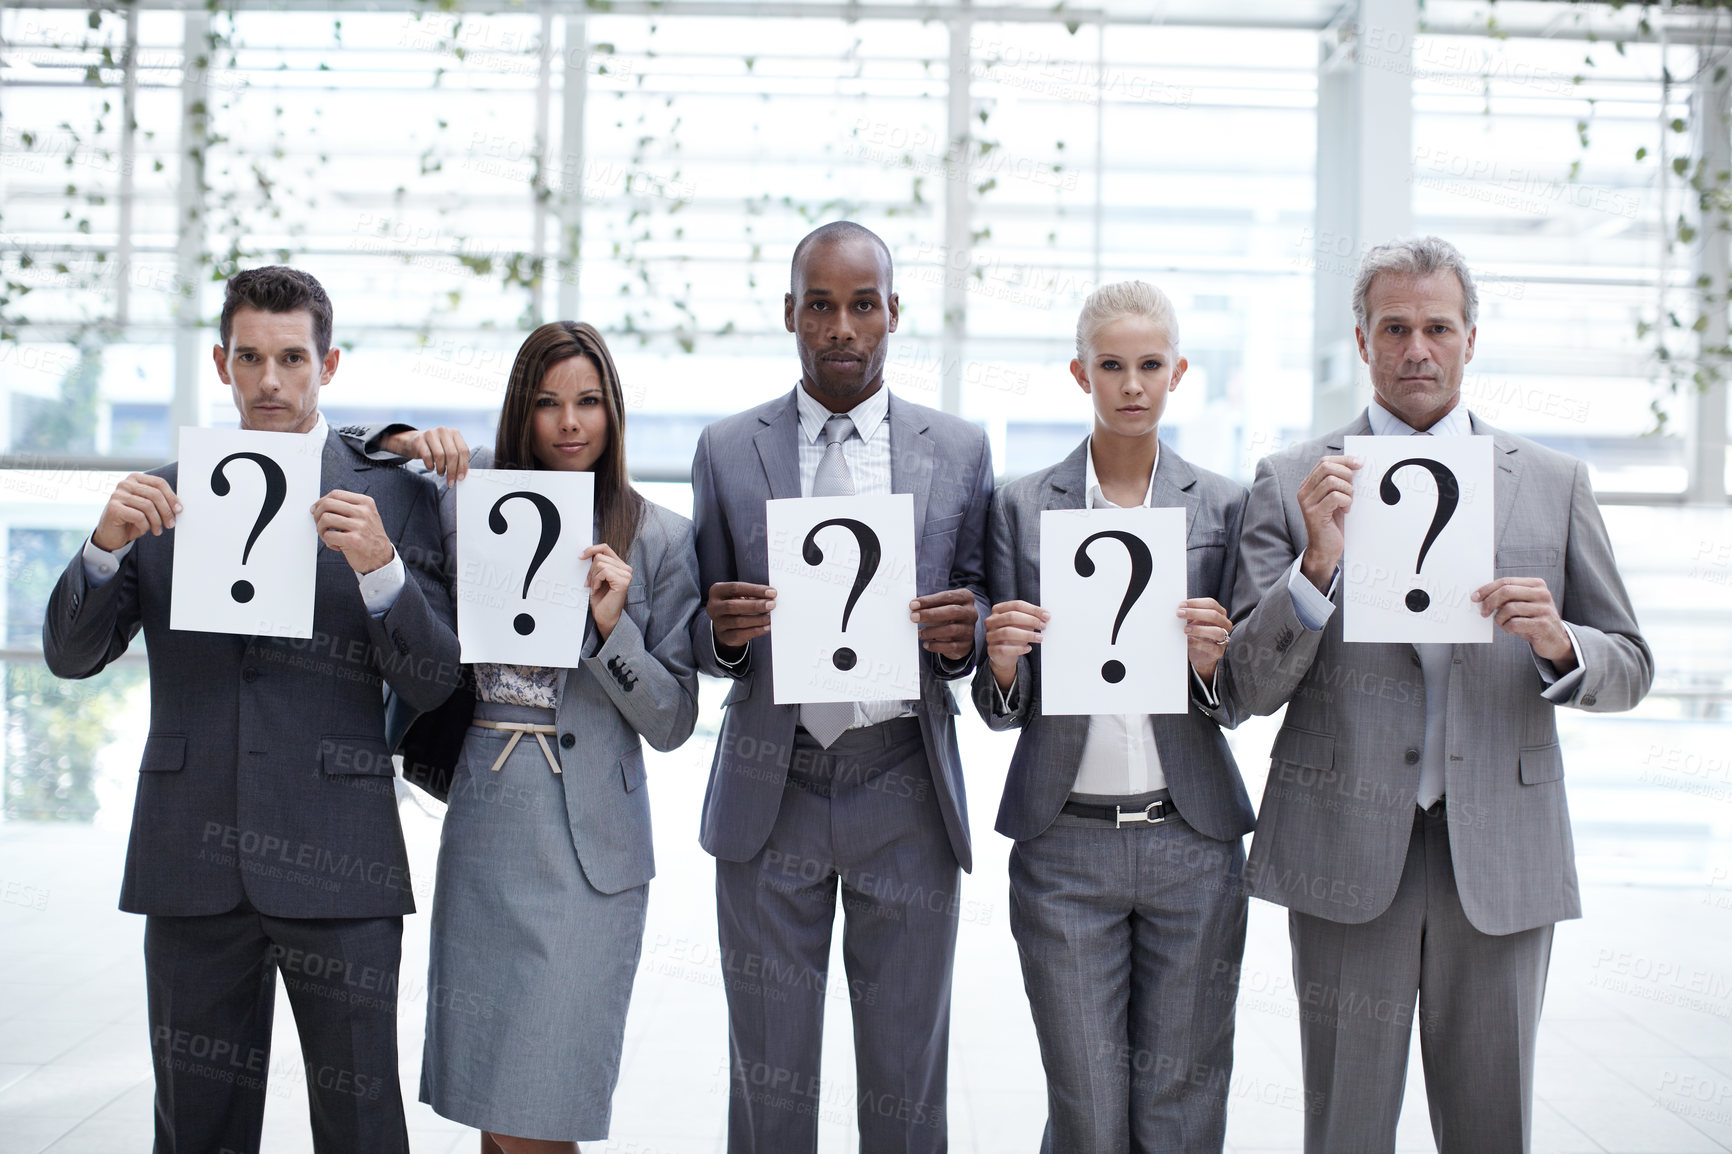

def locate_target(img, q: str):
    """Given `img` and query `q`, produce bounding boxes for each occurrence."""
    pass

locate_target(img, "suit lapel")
[1325,410,1376,453]
[1044,438,1091,512]
[317,429,371,557]
[320,427,371,497]
[888,394,934,533]
[1149,442,1199,538]
[1471,413,1526,548]
[753,391,803,502]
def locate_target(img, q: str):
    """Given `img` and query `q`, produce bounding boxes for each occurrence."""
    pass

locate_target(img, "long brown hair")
[494,321,643,560]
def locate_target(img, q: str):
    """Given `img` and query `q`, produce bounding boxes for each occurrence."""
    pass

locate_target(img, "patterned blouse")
[474,662,559,710]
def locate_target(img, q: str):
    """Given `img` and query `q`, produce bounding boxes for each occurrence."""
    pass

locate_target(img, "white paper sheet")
[1038,506,1189,716]
[767,493,921,705]
[455,468,595,665]
[170,427,323,638]
[1342,434,1494,644]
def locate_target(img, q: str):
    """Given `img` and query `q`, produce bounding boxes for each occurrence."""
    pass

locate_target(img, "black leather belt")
[1060,798,1178,827]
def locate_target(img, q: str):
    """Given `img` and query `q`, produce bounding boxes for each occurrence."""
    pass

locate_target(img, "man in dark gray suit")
[1225,237,1652,1153]
[42,266,459,1154]
[690,221,993,1153]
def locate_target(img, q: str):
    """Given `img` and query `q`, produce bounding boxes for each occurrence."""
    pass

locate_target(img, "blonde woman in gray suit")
[350,321,701,1154]
[973,282,1254,1152]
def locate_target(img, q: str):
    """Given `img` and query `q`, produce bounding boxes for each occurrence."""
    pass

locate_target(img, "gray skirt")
[419,701,649,1141]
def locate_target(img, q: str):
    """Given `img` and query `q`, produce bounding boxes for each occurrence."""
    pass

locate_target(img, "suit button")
[1582,694,1596,707]
[1404,748,1420,765]
[242,667,259,683]
[559,733,575,749]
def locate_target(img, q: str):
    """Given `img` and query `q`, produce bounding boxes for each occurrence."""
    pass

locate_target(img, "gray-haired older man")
[1223,236,1651,1152]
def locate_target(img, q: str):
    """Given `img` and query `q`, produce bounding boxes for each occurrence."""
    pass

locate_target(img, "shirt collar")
[1084,436,1158,510]
[1368,397,1472,438]
[306,412,329,442]
[796,382,889,447]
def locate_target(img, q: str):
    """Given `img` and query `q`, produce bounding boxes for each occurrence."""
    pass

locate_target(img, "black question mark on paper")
[1074,530,1154,685]
[210,451,288,604]
[801,518,882,672]
[488,491,562,636]
[1379,458,1460,613]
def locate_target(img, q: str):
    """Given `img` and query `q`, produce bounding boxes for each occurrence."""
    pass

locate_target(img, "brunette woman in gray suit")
[350,321,700,1154]
[973,282,1254,1153]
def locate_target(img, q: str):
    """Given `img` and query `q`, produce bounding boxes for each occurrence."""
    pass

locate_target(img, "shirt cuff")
[992,672,1019,716]
[1189,663,1221,709]
[357,550,407,617]
[711,618,750,670]
[934,651,971,678]
[82,535,134,587]
[1286,556,1338,632]
[1537,623,1588,701]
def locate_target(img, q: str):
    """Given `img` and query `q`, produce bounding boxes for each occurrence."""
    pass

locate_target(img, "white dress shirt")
[82,413,408,617]
[1071,441,1169,795]
[1283,400,1586,806]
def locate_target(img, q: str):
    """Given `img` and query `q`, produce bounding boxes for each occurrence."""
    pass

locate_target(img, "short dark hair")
[220,266,334,358]
[790,221,894,289]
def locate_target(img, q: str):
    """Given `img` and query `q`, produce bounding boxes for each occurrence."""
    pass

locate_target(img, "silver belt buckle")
[1115,800,1170,827]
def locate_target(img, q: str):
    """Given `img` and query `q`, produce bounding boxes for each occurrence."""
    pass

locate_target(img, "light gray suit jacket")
[689,388,994,870]
[428,445,703,895]
[970,438,1256,844]
[1224,410,1652,935]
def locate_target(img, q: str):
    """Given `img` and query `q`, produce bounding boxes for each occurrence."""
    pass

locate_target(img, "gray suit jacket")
[970,438,1256,844]
[430,446,702,895]
[689,388,994,870]
[1224,410,1653,935]
[42,430,461,919]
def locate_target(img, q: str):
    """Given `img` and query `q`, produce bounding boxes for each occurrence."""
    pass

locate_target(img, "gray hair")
[1075,280,1181,360]
[1351,236,1478,333]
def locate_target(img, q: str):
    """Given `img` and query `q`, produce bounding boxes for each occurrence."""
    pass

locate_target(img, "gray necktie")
[1412,427,1450,809]
[800,415,857,748]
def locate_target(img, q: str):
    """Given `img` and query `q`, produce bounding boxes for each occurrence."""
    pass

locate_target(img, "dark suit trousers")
[715,718,957,1154]
[1289,803,1553,1154]
[143,897,408,1154]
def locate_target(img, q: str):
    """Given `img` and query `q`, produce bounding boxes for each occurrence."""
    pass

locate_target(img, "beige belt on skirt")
[471,720,562,775]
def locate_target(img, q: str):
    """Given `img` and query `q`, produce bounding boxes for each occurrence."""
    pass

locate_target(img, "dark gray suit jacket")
[970,438,1256,844]
[42,430,460,919]
[1225,410,1653,934]
[690,388,994,871]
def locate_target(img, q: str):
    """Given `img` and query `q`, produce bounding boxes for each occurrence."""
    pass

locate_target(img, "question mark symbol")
[801,518,882,671]
[488,491,562,636]
[1073,530,1154,684]
[1379,458,1460,613]
[211,451,288,604]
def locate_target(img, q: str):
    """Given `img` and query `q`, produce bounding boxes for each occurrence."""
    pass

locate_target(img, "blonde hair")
[1075,280,1181,360]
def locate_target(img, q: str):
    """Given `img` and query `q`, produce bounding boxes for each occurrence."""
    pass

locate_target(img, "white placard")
[1342,435,1494,644]
[456,469,594,665]
[768,493,921,705]
[170,427,323,638]
[1039,506,1189,716]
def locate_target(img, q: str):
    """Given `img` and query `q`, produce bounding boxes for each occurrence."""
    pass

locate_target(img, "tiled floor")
[2,706,1730,1154]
